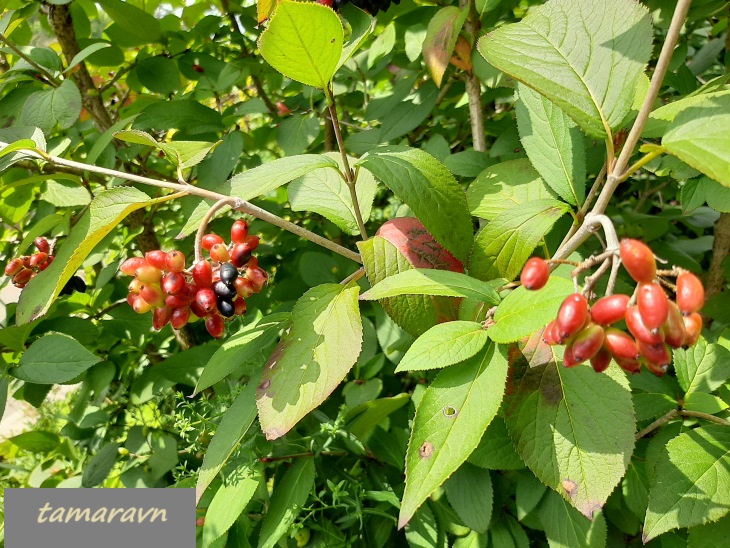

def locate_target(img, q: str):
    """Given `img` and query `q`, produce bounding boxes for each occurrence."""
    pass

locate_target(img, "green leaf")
[367,23,396,68]
[644,425,730,542]
[466,159,557,221]
[196,380,259,504]
[469,199,570,282]
[516,472,547,520]
[422,7,467,87]
[358,147,473,263]
[202,466,260,548]
[688,514,730,548]
[674,338,730,396]
[277,113,320,156]
[361,269,502,303]
[16,187,153,324]
[399,342,509,528]
[11,333,101,383]
[135,56,181,95]
[19,79,82,132]
[258,459,315,548]
[40,179,91,207]
[82,443,119,487]
[97,0,161,43]
[683,391,728,415]
[194,314,288,395]
[478,0,652,137]
[259,0,343,89]
[64,42,111,73]
[379,82,440,142]
[445,463,493,533]
[643,90,730,138]
[506,357,635,518]
[538,491,607,548]
[10,431,61,453]
[516,83,585,206]
[469,418,525,471]
[345,393,410,439]
[256,284,363,440]
[289,152,377,235]
[396,321,489,373]
[133,100,224,134]
[338,4,374,68]
[0,375,8,424]
[662,93,730,187]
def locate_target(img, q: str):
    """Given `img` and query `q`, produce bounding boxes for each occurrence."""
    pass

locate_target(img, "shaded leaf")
[11,333,101,383]
[396,321,489,373]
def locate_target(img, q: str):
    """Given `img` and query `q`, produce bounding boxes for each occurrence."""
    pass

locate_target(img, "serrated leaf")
[82,443,119,487]
[445,463,493,533]
[256,284,363,440]
[289,152,377,235]
[662,93,730,187]
[506,358,635,519]
[202,465,260,548]
[643,90,730,138]
[643,425,730,542]
[674,337,730,395]
[361,269,502,303]
[478,0,652,138]
[487,277,572,343]
[516,83,585,206]
[469,200,570,282]
[516,472,547,520]
[11,333,101,383]
[16,187,154,324]
[196,380,259,505]
[396,321,489,373]
[259,0,343,89]
[380,82,440,142]
[257,0,276,23]
[258,459,315,548]
[358,146,473,263]
[194,314,288,395]
[398,342,509,528]
[19,79,82,132]
[339,5,374,67]
[688,514,730,548]
[466,159,557,221]
[39,179,91,207]
[539,491,607,548]
[277,113,320,156]
[423,7,467,87]
[178,154,339,238]
[469,418,525,471]
[683,391,728,415]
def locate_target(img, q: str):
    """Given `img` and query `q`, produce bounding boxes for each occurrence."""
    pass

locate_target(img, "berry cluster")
[119,220,268,338]
[4,237,54,288]
[521,239,705,376]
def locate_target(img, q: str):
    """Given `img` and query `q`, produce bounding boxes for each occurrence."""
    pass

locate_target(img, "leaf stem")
[679,410,730,427]
[621,149,664,182]
[6,143,363,264]
[635,409,679,440]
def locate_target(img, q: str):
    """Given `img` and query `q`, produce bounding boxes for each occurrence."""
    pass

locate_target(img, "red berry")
[192,63,204,73]
[245,235,260,250]
[132,296,153,314]
[676,272,704,315]
[614,356,642,374]
[590,348,612,373]
[590,294,630,325]
[520,257,549,290]
[20,256,31,268]
[120,257,146,276]
[195,288,217,314]
[190,300,207,319]
[230,243,252,268]
[201,234,224,251]
[234,277,254,298]
[192,260,213,288]
[38,256,53,271]
[571,324,605,363]
[34,237,50,254]
[620,239,656,283]
[153,307,172,330]
[683,313,702,347]
[234,297,247,316]
[129,278,143,294]
[542,320,560,345]
[637,340,671,375]
[165,250,186,273]
[12,269,33,286]
[139,284,164,306]
[4,258,24,276]
[663,301,686,349]
[637,283,669,332]
[231,220,249,244]
[625,305,664,345]
[205,314,225,338]
[171,306,191,329]
[563,344,581,368]
[165,295,188,308]
[162,272,186,295]
[145,250,168,270]
[603,328,639,361]
[555,294,589,341]
[29,252,48,268]
[246,266,268,293]
[127,292,138,307]
[182,283,198,302]
[209,243,230,263]
[135,264,163,284]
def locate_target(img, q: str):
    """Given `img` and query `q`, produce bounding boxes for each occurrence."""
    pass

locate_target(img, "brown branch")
[680,410,730,427]
[459,0,486,152]
[706,212,730,302]
[635,409,679,440]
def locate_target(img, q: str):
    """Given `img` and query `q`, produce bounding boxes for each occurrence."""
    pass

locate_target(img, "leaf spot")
[443,406,458,418]
[259,379,271,391]
[561,478,577,497]
[419,441,434,459]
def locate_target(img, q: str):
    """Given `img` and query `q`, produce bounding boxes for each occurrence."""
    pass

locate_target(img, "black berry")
[217,298,235,318]
[213,281,237,300]
[219,262,238,284]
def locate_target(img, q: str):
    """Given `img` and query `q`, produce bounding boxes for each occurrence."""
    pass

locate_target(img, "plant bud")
[590,294,630,325]
[205,314,225,338]
[201,234,224,251]
[603,328,639,360]
[555,294,589,341]
[120,257,146,276]
[637,283,668,332]
[625,305,664,345]
[590,348,612,373]
[145,250,168,270]
[682,313,702,347]
[571,324,605,363]
[231,220,249,244]
[663,301,686,349]
[620,239,656,283]
[676,272,704,315]
[192,260,213,288]
[520,257,550,290]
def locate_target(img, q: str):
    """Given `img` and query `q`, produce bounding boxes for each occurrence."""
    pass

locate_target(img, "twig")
[195,198,234,262]
[705,213,730,302]
[635,409,679,440]
[340,267,365,286]
[459,0,486,152]
[0,32,60,86]
[680,410,730,426]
